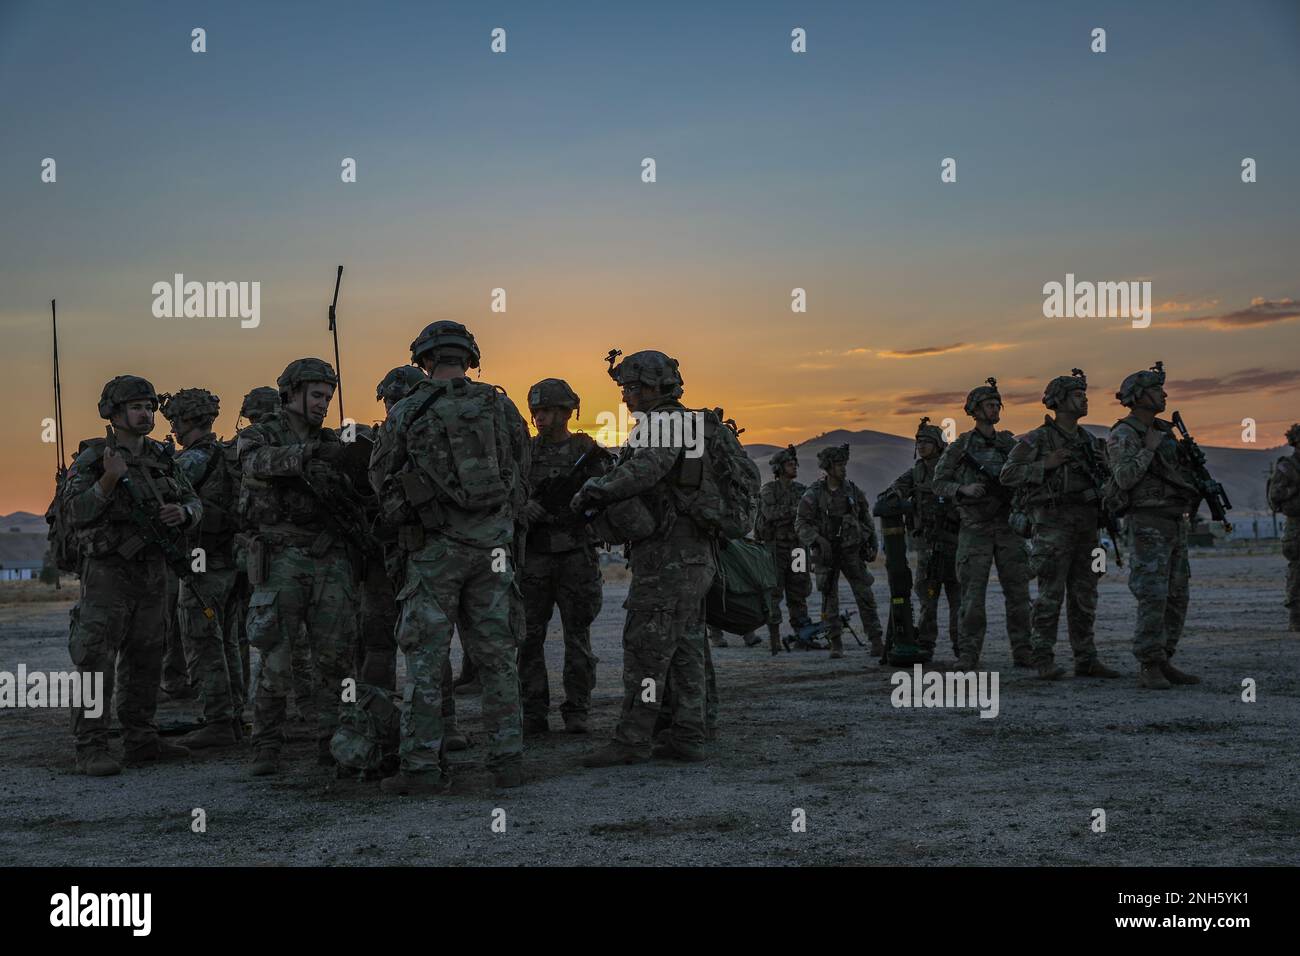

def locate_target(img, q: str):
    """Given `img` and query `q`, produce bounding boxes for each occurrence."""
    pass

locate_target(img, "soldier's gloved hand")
[959,483,986,499]
[570,478,603,514]
[1043,448,1071,470]
[312,442,346,464]
[158,503,187,528]
[523,500,548,524]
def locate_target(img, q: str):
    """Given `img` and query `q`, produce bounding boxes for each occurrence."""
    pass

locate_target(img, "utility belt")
[1127,506,1189,522]
[246,527,346,585]
[81,525,160,563]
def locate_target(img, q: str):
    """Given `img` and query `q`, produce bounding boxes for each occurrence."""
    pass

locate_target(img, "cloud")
[1153,297,1220,314]
[892,387,1041,414]
[1164,297,1300,329]
[876,342,1017,359]
[1172,367,1300,398]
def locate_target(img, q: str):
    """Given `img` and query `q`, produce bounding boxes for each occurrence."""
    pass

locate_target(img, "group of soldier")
[59,325,1300,783]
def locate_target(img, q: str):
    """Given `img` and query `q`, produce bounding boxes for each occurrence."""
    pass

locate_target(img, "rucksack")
[706,537,778,634]
[330,683,400,775]
[672,408,761,540]
[44,438,103,575]
[407,379,514,512]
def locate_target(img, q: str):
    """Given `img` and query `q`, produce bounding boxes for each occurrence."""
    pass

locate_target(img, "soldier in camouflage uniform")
[519,378,606,736]
[1000,372,1121,681]
[756,445,812,655]
[1105,363,1204,689]
[64,376,200,775]
[370,322,531,793]
[933,378,1034,669]
[574,350,717,765]
[794,444,884,659]
[1268,423,1300,631]
[240,359,362,775]
[884,419,960,658]
[159,389,247,749]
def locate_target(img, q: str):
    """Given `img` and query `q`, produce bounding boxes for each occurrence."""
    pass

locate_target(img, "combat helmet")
[817,443,850,470]
[769,444,799,475]
[1286,423,1300,447]
[97,375,158,420]
[963,377,1002,416]
[240,386,280,423]
[915,416,947,449]
[160,388,220,425]
[1115,361,1165,408]
[1043,369,1088,410]
[376,366,427,405]
[276,358,338,404]
[604,348,684,400]
[409,321,481,369]
[527,378,581,415]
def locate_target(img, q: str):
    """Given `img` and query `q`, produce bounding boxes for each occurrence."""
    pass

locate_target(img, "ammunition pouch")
[399,469,447,531]
[246,535,269,586]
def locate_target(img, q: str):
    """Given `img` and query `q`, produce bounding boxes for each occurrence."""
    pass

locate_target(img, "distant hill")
[1,512,46,534]
[742,429,1284,516]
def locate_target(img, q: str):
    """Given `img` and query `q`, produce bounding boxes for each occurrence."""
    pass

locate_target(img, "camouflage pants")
[1282,518,1300,626]
[246,542,358,752]
[914,537,959,652]
[613,538,715,753]
[68,554,166,757]
[395,536,521,776]
[658,639,718,740]
[767,542,812,627]
[1126,513,1190,664]
[814,552,883,641]
[1027,505,1102,666]
[177,566,243,725]
[227,571,252,712]
[520,547,602,720]
[954,522,1032,662]
[160,565,189,694]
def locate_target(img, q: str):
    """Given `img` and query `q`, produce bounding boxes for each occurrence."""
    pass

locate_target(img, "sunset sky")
[2,0,1298,514]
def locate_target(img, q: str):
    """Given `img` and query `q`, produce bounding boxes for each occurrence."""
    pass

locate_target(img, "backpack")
[330,683,400,775]
[44,438,103,575]
[705,537,778,633]
[407,379,514,512]
[672,408,761,540]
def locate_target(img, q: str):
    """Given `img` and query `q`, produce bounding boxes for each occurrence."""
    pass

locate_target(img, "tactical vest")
[1016,419,1104,508]
[946,429,1017,524]
[806,479,869,549]
[179,434,240,563]
[238,417,341,531]
[69,437,189,559]
[909,458,959,541]
[1109,416,1201,512]
[527,431,597,553]
[757,479,806,548]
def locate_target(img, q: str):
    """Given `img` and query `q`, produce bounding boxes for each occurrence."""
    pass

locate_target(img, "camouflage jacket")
[370,376,530,550]
[526,431,599,554]
[1000,416,1107,510]
[175,431,240,566]
[1270,452,1300,516]
[238,413,349,534]
[62,434,202,560]
[795,477,878,561]
[1105,414,1202,515]
[887,456,958,544]
[933,428,1019,527]
[755,478,806,549]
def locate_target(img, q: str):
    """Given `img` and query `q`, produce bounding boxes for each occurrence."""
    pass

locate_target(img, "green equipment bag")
[705,538,778,634]
[330,683,400,776]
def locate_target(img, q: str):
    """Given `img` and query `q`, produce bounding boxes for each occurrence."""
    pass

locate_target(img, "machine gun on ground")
[872,491,931,666]
[781,610,861,652]
[1170,411,1232,531]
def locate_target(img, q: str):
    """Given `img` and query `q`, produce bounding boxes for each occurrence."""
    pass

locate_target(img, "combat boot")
[123,739,190,767]
[1138,662,1172,690]
[445,728,469,751]
[523,715,550,737]
[1160,661,1201,685]
[76,750,122,777]
[179,721,238,750]
[742,631,763,648]
[1012,646,1035,668]
[1075,659,1121,679]
[492,762,524,789]
[249,748,280,776]
[581,743,648,768]
[708,630,729,648]
[563,713,589,734]
[651,737,706,762]
[1035,661,1066,680]
[381,770,451,796]
[768,623,783,656]
[828,635,844,659]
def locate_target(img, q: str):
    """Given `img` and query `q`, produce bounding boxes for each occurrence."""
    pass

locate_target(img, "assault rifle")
[1072,439,1125,568]
[1170,411,1233,531]
[299,454,382,575]
[536,444,615,518]
[959,447,1013,500]
[105,426,217,621]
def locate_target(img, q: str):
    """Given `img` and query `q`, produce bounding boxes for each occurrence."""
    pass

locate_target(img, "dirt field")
[1,549,1295,867]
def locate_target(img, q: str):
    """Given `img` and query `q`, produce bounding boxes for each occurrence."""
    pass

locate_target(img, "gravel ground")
[0,549,1295,866]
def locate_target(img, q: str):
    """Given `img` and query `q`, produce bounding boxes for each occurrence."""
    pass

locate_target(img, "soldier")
[365,366,468,752]
[519,378,605,736]
[63,376,200,775]
[159,389,247,749]
[794,444,884,659]
[1106,363,1204,689]
[933,378,1034,669]
[756,445,813,655]
[573,350,716,765]
[240,358,362,775]
[1000,372,1121,680]
[884,419,960,658]
[1268,423,1300,631]
[370,322,531,793]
